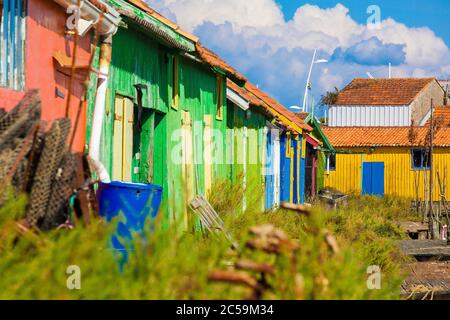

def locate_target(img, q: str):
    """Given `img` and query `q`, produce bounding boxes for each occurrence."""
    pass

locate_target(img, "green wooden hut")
[86,0,246,228]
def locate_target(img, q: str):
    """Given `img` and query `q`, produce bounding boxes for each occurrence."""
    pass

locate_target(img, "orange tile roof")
[424,106,450,127]
[196,43,246,84]
[295,112,310,121]
[323,126,450,147]
[227,80,312,132]
[335,78,436,106]
[227,79,264,108]
[244,82,312,132]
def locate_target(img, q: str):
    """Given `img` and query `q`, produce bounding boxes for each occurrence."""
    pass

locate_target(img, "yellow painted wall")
[324,147,450,201]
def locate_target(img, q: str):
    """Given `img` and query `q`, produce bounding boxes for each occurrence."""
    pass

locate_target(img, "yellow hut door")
[112,95,134,182]
[204,115,213,198]
[181,111,194,228]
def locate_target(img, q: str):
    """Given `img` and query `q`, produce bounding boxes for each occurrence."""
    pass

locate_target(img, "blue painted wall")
[299,136,306,204]
[292,138,299,204]
[280,133,291,203]
[265,130,275,209]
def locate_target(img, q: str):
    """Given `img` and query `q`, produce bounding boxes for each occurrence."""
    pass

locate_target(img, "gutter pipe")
[89,35,113,182]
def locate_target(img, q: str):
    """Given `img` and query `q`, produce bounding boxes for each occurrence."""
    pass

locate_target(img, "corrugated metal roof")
[124,0,198,42]
[109,0,196,52]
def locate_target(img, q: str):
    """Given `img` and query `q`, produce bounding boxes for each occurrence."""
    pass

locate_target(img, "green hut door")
[112,95,134,182]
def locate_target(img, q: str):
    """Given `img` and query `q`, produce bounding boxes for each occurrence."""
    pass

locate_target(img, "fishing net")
[27,118,72,227]
[40,152,76,230]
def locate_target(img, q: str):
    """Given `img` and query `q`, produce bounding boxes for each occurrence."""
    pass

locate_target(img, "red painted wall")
[0,0,93,152]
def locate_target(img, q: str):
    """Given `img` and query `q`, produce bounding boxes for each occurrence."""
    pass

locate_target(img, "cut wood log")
[247,224,299,254]
[235,259,275,275]
[208,270,259,289]
[280,202,311,215]
[249,224,288,241]
[324,230,340,255]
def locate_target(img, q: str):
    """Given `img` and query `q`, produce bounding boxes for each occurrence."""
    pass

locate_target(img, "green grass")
[0,184,411,300]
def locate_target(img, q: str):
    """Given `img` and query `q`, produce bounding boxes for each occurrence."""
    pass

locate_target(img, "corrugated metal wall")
[324,147,450,201]
[0,0,25,90]
[328,105,410,127]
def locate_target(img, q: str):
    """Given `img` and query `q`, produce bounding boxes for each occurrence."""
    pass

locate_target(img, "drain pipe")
[89,34,112,182]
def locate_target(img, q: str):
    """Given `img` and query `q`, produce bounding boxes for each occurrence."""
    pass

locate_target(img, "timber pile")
[208,224,339,299]
[399,240,450,299]
[0,90,97,231]
[402,261,450,300]
[208,224,300,299]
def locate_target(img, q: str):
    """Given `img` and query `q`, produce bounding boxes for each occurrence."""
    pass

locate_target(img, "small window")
[328,153,336,171]
[0,0,26,90]
[171,55,179,110]
[216,75,224,120]
[411,149,430,170]
[286,134,292,157]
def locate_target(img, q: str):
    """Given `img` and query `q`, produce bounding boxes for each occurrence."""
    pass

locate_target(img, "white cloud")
[148,0,284,32]
[146,0,450,109]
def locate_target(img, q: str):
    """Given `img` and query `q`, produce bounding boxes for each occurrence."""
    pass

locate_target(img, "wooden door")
[181,111,194,227]
[112,95,133,182]
[362,162,385,197]
[112,96,124,181]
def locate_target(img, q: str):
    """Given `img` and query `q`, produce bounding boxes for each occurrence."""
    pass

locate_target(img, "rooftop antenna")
[366,72,374,79]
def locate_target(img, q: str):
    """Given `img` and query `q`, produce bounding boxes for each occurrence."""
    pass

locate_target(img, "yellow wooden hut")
[323,126,450,201]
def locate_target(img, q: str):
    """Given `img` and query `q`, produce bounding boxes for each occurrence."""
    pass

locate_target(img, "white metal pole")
[303,49,317,112]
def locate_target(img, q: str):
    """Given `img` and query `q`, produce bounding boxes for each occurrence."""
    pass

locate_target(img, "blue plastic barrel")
[97,181,163,266]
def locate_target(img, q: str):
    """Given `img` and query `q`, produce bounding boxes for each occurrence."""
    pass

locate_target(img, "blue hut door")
[265,129,274,209]
[362,162,385,196]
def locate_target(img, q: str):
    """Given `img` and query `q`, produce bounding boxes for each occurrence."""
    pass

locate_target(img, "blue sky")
[148,0,450,114]
[277,0,450,46]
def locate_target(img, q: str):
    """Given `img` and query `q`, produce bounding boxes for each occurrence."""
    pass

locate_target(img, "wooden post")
[429,99,435,239]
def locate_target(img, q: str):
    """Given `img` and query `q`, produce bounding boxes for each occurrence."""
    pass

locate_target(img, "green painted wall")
[317,150,325,192]
[86,24,228,228]
[227,102,267,212]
